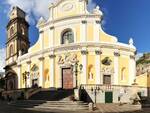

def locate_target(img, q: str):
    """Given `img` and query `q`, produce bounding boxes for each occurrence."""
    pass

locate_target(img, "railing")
[80,84,147,92]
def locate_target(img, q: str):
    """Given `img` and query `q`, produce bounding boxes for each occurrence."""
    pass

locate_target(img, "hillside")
[136,53,150,76]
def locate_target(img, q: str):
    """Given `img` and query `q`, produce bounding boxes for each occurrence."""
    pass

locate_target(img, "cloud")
[0,48,6,72]
[4,0,54,25]
[3,0,97,25]
[136,53,143,61]
[88,0,96,12]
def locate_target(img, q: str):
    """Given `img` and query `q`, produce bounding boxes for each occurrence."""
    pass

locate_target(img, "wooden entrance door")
[62,68,73,89]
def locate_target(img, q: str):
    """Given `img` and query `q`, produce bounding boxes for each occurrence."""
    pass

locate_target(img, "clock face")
[62,3,74,12]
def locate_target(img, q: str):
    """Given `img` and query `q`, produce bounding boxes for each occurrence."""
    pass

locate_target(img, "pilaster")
[81,47,88,84]
[38,56,44,87]
[17,64,21,89]
[95,49,102,84]
[49,52,55,88]
[129,55,136,85]
[114,50,120,85]
[80,20,87,42]
[26,60,31,88]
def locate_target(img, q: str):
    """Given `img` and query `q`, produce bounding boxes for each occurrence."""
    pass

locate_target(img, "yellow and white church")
[5,0,147,103]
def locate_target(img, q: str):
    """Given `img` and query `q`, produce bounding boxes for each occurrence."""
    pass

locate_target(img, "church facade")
[5,0,142,103]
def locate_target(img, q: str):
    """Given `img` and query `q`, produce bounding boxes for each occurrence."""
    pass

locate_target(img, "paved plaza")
[0,101,150,113]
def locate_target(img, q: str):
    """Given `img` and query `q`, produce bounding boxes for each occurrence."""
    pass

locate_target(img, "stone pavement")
[96,103,150,113]
[1,101,150,113]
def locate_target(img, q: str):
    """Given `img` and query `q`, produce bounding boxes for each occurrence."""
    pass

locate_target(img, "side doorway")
[105,92,113,103]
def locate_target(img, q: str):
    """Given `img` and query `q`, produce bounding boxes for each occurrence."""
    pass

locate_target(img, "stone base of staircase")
[10,100,89,111]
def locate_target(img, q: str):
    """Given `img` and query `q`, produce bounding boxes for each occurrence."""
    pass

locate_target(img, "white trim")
[95,54,101,84]
[114,54,119,85]
[50,57,55,87]
[129,57,136,85]
[17,65,21,89]
[27,63,31,88]
[18,42,136,63]
[39,59,44,87]
[94,21,100,42]
[81,47,87,84]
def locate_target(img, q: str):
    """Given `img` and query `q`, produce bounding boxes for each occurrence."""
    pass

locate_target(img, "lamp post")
[91,86,102,107]
[73,62,83,88]
[23,71,29,88]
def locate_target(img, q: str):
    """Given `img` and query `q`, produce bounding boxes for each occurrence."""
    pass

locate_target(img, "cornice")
[18,42,136,62]
[38,14,101,28]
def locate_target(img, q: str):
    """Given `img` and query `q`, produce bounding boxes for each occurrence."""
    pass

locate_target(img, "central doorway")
[62,68,73,89]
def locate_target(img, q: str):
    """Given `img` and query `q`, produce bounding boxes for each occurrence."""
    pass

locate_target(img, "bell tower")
[6,6,30,65]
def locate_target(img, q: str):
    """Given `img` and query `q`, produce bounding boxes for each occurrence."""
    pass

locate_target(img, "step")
[34,106,88,110]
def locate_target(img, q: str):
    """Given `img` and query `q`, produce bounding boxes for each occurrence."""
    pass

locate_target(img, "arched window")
[121,67,126,81]
[10,26,14,36]
[9,45,13,56]
[61,29,74,44]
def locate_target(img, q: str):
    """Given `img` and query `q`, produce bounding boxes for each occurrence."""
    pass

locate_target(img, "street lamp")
[73,62,83,88]
[91,86,103,107]
[22,71,29,88]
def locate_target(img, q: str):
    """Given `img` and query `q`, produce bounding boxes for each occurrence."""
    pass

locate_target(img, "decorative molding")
[81,50,88,55]
[38,56,45,61]
[18,42,136,62]
[39,30,44,33]
[49,54,56,59]
[17,64,21,67]
[96,20,100,24]
[81,20,87,24]
[130,55,135,60]
[50,26,54,30]
[95,50,102,55]
[114,52,120,57]
[26,60,31,64]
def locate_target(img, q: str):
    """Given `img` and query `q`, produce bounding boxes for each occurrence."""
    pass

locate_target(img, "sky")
[0,0,150,71]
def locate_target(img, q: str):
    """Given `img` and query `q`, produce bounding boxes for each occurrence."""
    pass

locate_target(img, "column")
[39,57,44,87]
[95,49,102,84]
[26,60,31,88]
[129,55,136,85]
[81,47,88,84]
[49,53,55,88]
[39,31,44,50]
[114,51,120,85]
[49,26,54,47]
[80,20,87,42]
[94,20,100,42]
[17,64,21,89]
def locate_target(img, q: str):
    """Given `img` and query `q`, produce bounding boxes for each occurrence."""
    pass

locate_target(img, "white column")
[27,61,31,88]
[94,21,100,42]
[49,27,54,47]
[114,51,120,85]
[49,53,55,88]
[129,55,136,85]
[17,64,21,89]
[39,57,44,87]
[39,31,44,50]
[95,49,101,84]
[80,20,87,42]
[81,47,88,84]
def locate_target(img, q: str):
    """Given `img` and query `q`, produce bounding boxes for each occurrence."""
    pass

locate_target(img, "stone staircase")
[9,89,89,111]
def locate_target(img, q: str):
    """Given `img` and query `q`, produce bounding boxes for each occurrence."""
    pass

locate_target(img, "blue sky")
[0,0,150,53]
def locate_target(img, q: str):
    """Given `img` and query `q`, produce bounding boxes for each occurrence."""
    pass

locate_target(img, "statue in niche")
[44,69,49,81]
[88,64,94,80]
